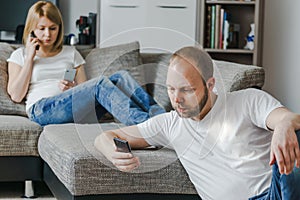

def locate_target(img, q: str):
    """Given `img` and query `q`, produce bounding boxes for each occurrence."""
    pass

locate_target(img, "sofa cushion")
[0,43,27,116]
[0,115,42,156]
[38,123,197,196]
[84,41,145,86]
[142,53,173,112]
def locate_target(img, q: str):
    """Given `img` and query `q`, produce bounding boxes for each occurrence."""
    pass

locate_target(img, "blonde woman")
[7,1,164,126]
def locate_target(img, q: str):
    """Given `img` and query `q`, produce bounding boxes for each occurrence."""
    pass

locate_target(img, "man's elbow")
[94,134,103,152]
[8,93,23,103]
[94,132,112,152]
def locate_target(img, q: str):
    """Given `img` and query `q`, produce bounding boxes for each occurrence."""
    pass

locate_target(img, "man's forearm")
[267,107,300,174]
[267,107,300,131]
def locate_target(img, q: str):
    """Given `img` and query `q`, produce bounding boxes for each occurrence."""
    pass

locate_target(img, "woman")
[7,1,164,126]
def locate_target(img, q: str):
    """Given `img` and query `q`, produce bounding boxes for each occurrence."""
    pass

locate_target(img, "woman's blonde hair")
[23,1,64,51]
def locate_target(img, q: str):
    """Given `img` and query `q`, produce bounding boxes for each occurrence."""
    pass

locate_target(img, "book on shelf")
[227,23,240,48]
[210,5,215,48]
[206,6,212,48]
[214,5,221,49]
[205,4,240,50]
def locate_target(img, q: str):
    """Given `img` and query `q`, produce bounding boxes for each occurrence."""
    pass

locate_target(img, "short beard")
[176,85,209,118]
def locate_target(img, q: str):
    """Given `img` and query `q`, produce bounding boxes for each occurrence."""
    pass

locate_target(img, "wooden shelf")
[205,48,253,54]
[198,0,263,65]
[206,1,256,5]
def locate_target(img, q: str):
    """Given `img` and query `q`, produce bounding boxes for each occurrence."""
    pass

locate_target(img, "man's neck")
[193,92,218,121]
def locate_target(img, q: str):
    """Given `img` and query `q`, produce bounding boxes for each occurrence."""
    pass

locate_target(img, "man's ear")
[206,77,215,90]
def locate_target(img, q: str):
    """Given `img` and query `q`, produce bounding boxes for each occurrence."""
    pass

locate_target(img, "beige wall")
[263,0,300,113]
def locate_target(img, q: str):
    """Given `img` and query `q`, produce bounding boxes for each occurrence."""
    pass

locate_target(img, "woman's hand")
[25,34,39,59]
[59,80,77,91]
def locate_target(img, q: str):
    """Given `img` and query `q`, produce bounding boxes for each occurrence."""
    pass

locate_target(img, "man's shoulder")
[228,88,282,109]
[228,88,269,98]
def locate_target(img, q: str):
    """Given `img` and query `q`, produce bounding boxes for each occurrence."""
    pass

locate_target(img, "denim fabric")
[28,70,165,126]
[249,130,300,200]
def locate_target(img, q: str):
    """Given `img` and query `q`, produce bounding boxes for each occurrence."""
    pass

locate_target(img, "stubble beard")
[175,86,209,119]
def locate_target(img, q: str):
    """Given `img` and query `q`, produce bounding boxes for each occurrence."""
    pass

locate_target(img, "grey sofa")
[0,41,265,199]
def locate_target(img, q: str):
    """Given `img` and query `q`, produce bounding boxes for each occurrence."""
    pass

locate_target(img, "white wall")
[263,0,300,113]
[59,0,98,35]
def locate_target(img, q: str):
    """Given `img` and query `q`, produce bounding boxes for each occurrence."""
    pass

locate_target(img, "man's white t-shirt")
[137,88,283,200]
[7,46,85,112]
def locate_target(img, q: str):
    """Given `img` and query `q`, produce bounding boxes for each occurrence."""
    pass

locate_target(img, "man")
[94,46,300,199]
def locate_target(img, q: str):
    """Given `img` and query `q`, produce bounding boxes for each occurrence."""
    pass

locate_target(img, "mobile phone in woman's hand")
[30,31,40,50]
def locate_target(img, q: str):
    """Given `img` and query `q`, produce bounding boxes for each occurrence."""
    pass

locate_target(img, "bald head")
[170,46,214,82]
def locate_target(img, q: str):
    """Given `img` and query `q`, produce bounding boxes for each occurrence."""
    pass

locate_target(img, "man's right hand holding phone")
[112,137,140,172]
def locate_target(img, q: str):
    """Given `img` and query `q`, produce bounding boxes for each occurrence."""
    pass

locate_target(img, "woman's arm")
[7,58,34,102]
[75,64,86,84]
[7,36,38,102]
[266,107,300,174]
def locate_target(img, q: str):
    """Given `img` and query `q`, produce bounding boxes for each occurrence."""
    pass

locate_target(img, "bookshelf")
[198,0,264,66]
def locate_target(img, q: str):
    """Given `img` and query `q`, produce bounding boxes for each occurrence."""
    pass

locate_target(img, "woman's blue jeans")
[28,70,165,126]
[249,130,300,200]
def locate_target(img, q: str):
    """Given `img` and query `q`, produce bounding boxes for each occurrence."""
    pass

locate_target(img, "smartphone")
[30,31,40,50]
[113,137,131,153]
[63,68,76,82]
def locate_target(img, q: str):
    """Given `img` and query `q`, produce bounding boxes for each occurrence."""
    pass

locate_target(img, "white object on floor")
[24,180,34,198]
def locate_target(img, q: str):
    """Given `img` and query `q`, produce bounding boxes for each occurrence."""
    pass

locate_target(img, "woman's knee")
[109,70,131,83]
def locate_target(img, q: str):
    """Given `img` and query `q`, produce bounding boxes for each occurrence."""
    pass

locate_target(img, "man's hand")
[111,151,140,172]
[269,126,300,174]
[94,127,148,172]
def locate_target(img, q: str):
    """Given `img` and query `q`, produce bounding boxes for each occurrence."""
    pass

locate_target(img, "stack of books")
[206,5,240,49]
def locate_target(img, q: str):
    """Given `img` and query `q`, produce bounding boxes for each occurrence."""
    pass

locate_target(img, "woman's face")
[34,16,59,47]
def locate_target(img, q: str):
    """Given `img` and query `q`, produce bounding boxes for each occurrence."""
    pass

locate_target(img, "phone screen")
[113,138,131,153]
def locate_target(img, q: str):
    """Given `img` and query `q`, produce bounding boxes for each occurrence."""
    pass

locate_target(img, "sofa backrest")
[0,41,265,116]
[0,43,27,116]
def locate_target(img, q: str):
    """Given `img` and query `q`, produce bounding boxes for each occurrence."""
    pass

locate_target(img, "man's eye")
[167,88,175,92]
[183,89,194,93]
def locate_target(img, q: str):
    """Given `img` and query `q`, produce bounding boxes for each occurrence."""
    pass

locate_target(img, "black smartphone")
[113,137,131,153]
[30,31,40,50]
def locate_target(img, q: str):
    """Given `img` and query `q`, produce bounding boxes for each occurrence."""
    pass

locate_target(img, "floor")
[0,181,56,200]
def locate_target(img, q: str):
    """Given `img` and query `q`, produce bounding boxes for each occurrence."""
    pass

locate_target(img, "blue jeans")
[249,130,300,200]
[28,70,165,126]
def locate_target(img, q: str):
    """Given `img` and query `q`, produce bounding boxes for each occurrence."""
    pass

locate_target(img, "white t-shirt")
[7,46,85,112]
[137,88,283,200]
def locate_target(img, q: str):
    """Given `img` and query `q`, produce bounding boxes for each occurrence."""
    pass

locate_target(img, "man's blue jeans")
[28,70,165,126]
[249,130,300,200]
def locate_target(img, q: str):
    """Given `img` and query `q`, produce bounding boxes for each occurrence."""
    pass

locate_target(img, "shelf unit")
[198,0,264,66]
